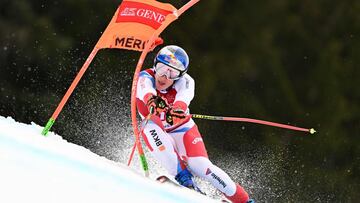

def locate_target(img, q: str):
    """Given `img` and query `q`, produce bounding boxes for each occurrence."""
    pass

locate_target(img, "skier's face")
[155,74,174,91]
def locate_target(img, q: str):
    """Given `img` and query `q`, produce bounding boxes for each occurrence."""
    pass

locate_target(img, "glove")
[146,95,168,115]
[166,107,186,125]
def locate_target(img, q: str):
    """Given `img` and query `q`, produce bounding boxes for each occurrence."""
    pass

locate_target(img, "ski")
[155,175,230,203]
[156,175,179,186]
[156,175,205,194]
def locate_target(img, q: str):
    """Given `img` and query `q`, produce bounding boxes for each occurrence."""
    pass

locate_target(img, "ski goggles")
[154,63,185,80]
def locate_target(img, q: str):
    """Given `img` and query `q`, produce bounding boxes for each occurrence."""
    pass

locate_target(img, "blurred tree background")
[0,0,359,202]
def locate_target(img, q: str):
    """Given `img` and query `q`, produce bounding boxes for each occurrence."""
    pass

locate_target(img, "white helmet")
[154,45,189,80]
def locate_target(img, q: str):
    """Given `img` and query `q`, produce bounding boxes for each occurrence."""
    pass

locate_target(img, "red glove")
[166,107,186,125]
[146,95,168,115]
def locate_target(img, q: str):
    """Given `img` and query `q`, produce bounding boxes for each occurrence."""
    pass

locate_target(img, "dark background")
[1,0,359,202]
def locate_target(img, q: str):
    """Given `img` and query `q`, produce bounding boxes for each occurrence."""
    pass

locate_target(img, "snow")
[0,116,218,203]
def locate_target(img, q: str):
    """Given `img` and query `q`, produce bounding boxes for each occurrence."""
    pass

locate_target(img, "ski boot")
[175,168,205,195]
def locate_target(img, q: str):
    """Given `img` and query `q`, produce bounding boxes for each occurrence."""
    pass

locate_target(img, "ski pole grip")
[149,106,155,115]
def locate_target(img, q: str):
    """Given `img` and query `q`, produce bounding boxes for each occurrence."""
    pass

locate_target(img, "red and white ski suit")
[136,68,249,203]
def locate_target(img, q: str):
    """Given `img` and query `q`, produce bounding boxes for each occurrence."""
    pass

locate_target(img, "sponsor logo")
[116,1,172,29]
[206,168,212,175]
[115,37,146,50]
[163,53,179,66]
[205,168,227,188]
[150,129,165,151]
[120,8,136,16]
[192,137,203,145]
[211,173,227,188]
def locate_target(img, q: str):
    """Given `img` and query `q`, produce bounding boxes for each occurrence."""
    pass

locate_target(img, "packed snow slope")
[0,116,218,203]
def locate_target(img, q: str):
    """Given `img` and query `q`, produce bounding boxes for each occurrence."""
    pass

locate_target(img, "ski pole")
[127,113,152,167]
[191,114,316,134]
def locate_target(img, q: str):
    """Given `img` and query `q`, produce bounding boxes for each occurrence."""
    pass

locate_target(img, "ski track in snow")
[0,116,221,203]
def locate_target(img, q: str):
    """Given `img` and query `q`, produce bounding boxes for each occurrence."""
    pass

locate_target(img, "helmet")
[154,45,189,80]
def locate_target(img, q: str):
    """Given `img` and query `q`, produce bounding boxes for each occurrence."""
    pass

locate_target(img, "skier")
[136,45,254,203]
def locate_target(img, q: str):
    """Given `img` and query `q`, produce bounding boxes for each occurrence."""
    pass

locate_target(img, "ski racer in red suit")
[136,45,254,203]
